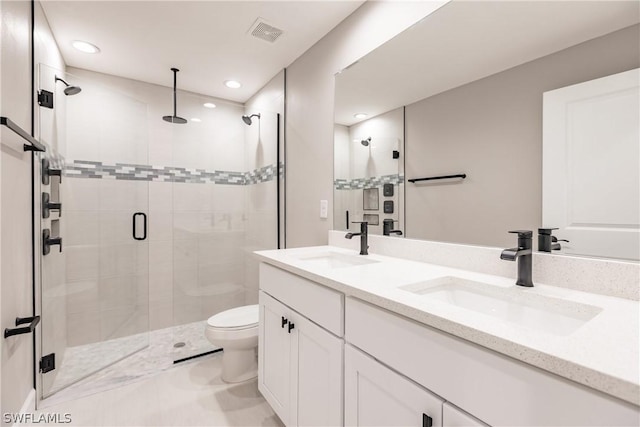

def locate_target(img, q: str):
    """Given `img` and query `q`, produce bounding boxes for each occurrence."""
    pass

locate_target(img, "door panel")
[345,344,443,427]
[543,68,640,260]
[259,291,290,425]
[38,64,150,399]
[290,312,343,426]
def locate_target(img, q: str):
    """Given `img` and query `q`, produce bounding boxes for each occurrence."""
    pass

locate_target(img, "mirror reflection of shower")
[242,113,261,125]
[54,75,82,96]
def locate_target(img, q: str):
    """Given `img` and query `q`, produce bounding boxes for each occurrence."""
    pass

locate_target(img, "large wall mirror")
[334,0,639,261]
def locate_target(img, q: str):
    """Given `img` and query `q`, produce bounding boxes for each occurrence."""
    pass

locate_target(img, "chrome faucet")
[500,230,533,287]
[383,219,403,236]
[345,221,369,255]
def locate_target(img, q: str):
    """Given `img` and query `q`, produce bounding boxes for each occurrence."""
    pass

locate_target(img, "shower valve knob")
[43,229,62,255]
[42,193,62,218]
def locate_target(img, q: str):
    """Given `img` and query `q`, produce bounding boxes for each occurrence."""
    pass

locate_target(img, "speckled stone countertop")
[254,245,640,406]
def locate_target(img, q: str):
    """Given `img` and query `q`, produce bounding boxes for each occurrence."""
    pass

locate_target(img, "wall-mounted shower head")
[163,68,187,124]
[361,137,371,147]
[242,113,261,125]
[55,76,82,96]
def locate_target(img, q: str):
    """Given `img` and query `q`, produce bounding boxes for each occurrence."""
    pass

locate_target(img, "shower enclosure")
[36,64,280,401]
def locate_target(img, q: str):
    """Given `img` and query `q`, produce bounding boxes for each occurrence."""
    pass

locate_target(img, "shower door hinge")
[39,353,55,373]
[38,90,54,109]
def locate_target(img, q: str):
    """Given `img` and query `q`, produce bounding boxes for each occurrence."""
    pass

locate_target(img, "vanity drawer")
[259,263,344,336]
[345,297,639,427]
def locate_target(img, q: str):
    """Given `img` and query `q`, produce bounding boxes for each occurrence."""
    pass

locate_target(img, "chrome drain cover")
[174,342,186,348]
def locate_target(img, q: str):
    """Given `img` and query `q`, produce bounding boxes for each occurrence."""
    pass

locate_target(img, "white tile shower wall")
[333,108,405,235]
[244,72,285,303]
[58,67,249,342]
[63,177,150,346]
[242,131,278,303]
[328,230,640,300]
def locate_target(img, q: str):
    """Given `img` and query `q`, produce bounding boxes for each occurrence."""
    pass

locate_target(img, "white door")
[543,68,640,260]
[259,291,291,425]
[345,344,443,427]
[290,311,343,427]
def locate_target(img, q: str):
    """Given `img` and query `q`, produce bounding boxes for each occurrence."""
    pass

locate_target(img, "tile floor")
[27,353,282,427]
[46,321,214,405]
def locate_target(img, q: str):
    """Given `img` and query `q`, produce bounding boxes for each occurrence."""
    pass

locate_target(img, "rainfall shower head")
[242,113,261,125]
[361,137,371,147]
[163,68,187,124]
[55,76,82,96]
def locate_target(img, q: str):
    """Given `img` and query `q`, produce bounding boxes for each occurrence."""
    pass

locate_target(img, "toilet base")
[221,347,258,383]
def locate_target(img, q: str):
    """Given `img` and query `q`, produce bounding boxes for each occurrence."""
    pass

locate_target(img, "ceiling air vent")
[248,18,283,43]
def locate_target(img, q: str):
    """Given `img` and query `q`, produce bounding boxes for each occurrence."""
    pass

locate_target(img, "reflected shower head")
[55,76,82,96]
[242,113,261,125]
[361,137,371,147]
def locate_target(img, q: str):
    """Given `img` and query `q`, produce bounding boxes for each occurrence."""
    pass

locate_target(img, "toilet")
[205,304,259,383]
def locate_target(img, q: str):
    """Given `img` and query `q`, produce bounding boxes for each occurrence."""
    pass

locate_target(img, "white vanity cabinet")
[258,264,344,427]
[258,260,639,427]
[345,344,443,427]
[346,297,639,427]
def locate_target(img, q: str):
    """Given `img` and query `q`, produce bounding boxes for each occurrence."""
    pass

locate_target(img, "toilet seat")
[207,304,259,331]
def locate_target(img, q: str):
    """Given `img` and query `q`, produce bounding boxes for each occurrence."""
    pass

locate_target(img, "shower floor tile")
[43,321,217,408]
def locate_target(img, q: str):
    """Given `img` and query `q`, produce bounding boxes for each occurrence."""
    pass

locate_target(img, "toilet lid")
[207,304,259,329]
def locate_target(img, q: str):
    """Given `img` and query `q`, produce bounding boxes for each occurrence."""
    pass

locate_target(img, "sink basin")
[400,276,602,335]
[294,252,379,269]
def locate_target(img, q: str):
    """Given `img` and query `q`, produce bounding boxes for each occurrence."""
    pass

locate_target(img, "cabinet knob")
[281,316,288,328]
[288,322,295,333]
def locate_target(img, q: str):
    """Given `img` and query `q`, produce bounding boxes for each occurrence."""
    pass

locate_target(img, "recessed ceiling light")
[203,102,216,109]
[191,118,201,122]
[224,80,242,89]
[354,113,368,119]
[72,40,100,54]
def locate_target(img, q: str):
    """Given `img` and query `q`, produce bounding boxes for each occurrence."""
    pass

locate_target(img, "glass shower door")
[38,65,150,398]
[170,103,280,361]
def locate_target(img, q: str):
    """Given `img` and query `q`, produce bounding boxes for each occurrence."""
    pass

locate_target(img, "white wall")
[0,0,34,419]
[285,1,448,247]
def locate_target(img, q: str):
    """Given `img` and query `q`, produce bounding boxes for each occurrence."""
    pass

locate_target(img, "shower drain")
[174,342,186,348]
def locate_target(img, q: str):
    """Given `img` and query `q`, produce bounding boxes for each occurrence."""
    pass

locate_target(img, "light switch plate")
[320,200,328,219]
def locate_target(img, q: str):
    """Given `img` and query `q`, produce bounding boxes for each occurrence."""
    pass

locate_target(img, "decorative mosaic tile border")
[65,160,283,186]
[334,174,404,190]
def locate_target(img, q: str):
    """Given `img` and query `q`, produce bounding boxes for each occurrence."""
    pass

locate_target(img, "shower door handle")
[132,212,147,241]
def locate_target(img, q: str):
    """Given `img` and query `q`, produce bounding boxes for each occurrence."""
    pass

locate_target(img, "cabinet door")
[345,344,443,427]
[443,403,488,427]
[259,291,291,425]
[290,311,344,426]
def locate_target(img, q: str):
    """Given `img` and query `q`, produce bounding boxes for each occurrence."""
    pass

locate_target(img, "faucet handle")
[508,230,532,238]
